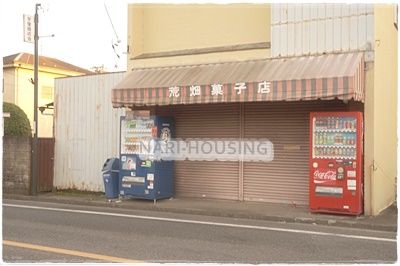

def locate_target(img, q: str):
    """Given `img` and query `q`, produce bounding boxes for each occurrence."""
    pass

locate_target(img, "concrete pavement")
[3,191,397,232]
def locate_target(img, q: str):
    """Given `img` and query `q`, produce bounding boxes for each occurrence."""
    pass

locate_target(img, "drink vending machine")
[309,112,363,215]
[119,114,174,201]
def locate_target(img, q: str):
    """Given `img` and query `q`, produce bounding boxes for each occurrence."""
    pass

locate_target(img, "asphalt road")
[2,199,397,263]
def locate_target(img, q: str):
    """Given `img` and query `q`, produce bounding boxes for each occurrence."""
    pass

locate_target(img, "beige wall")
[3,65,84,137]
[15,67,65,137]
[3,68,16,103]
[363,62,375,215]
[128,4,270,69]
[364,4,398,215]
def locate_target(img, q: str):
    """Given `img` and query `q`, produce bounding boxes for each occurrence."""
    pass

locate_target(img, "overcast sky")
[0,0,128,72]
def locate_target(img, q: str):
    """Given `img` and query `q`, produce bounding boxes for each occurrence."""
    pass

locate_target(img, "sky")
[0,0,128,72]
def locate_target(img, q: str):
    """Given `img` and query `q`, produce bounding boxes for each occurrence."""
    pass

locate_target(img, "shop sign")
[168,81,271,98]
[23,14,34,43]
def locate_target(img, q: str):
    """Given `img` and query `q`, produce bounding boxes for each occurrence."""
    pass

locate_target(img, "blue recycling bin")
[102,158,120,199]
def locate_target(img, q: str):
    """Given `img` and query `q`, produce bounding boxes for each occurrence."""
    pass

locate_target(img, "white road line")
[3,203,396,243]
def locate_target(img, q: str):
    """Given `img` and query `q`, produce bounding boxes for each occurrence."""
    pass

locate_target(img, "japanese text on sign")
[23,14,34,43]
[168,81,271,98]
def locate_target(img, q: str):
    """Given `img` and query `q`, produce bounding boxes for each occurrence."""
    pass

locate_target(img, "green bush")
[3,102,32,137]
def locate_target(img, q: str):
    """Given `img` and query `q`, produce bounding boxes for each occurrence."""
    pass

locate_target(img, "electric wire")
[104,2,120,43]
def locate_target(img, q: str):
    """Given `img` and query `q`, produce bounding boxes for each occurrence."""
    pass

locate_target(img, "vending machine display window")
[312,116,357,160]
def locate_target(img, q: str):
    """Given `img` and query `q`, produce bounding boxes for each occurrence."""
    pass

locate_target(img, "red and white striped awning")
[112,53,364,107]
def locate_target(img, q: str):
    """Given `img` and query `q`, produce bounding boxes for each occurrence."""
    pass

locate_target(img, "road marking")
[3,240,140,263]
[4,203,396,243]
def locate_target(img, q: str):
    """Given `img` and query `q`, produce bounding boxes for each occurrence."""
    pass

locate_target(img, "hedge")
[3,102,32,137]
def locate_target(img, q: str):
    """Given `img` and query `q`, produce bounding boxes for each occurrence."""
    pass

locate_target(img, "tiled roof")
[3,53,93,75]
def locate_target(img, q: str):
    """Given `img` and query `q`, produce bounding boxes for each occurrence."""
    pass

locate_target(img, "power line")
[104,2,122,68]
[104,2,120,43]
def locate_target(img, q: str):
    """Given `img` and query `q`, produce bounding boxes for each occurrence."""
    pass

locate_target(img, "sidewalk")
[3,192,397,232]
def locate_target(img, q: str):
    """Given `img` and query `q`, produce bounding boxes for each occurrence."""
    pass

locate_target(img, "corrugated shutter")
[157,104,240,200]
[243,100,349,205]
[156,100,362,203]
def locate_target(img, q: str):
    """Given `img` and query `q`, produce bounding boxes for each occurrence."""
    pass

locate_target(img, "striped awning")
[112,53,364,107]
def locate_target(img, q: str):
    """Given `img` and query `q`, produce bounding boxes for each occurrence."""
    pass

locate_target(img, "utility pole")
[31,3,41,196]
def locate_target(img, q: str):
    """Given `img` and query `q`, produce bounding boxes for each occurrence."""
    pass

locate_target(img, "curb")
[3,194,397,232]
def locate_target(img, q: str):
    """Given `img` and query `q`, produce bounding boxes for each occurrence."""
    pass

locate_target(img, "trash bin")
[102,158,120,199]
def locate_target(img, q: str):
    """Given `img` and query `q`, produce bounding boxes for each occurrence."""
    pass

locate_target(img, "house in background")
[3,53,92,137]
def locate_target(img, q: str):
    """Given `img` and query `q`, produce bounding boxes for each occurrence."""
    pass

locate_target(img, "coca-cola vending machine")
[309,112,363,215]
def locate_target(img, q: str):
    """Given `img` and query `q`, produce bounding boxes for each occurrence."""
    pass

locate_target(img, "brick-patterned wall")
[3,137,31,195]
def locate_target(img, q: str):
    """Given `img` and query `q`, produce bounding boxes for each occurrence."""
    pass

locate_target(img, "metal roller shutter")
[243,100,350,205]
[157,103,240,200]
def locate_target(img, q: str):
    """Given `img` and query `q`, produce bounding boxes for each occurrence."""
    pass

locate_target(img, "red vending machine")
[309,112,363,215]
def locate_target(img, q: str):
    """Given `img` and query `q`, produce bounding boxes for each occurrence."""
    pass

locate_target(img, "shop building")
[111,4,397,215]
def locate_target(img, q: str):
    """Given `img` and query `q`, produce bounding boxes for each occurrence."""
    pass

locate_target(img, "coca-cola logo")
[313,170,337,180]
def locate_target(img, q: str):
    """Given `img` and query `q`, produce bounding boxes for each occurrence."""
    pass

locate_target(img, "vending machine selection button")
[347,170,356,178]
[347,179,357,190]
[312,162,318,168]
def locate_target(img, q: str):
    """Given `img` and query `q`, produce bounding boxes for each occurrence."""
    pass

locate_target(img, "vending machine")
[119,114,174,201]
[309,112,363,215]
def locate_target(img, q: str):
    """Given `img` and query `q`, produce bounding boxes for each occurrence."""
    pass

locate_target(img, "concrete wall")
[3,137,31,195]
[368,4,397,215]
[128,4,270,69]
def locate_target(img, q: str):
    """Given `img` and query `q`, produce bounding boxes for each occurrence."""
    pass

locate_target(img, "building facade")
[112,4,396,215]
[3,53,92,137]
